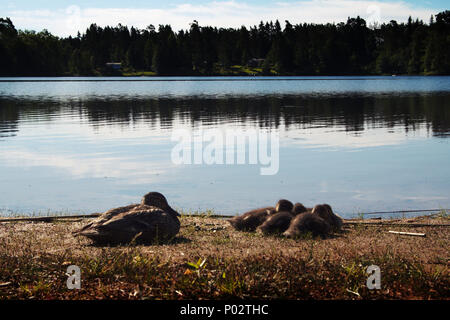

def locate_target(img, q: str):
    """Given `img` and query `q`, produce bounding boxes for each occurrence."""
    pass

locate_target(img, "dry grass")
[0,214,448,300]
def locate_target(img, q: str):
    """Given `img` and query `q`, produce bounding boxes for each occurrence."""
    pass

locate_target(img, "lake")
[0,76,449,218]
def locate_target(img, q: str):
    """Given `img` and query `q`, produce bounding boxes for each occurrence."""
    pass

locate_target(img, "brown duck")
[73,192,180,245]
[228,199,293,232]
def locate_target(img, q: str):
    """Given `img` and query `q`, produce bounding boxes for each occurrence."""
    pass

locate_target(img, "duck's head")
[141,192,180,217]
[275,199,294,212]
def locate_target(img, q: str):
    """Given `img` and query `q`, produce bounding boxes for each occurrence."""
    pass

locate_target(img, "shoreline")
[1,208,448,222]
[1,74,447,79]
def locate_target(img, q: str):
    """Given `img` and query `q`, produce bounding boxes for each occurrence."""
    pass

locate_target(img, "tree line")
[0,11,449,76]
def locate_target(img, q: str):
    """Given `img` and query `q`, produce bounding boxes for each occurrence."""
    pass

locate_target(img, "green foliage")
[0,11,449,76]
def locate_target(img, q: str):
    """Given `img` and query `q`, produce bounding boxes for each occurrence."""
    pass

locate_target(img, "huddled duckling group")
[228,199,343,238]
[73,193,342,245]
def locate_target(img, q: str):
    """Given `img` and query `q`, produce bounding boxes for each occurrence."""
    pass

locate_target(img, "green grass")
[436,209,449,219]
[178,208,217,218]
[121,71,157,77]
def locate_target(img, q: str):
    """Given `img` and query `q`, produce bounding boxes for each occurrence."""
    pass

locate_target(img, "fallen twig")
[388,230,426,237]
[362,208,449,215]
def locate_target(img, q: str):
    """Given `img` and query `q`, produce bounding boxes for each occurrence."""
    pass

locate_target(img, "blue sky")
[2,1,447,36]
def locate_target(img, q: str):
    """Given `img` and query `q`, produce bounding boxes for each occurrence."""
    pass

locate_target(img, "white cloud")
[0,149,172,182]
[5,1,440,37]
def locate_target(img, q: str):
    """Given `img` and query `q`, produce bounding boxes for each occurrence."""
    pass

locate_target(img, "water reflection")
[1,94,449,137]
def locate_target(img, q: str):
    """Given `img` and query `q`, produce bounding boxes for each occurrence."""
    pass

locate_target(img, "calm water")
[0,76,449,218]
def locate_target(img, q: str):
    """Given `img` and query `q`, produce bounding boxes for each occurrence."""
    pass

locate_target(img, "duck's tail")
[227,217,245,231]
[71,222,94,236]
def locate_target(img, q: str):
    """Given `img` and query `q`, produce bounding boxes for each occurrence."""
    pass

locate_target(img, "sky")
[1,1,448,37]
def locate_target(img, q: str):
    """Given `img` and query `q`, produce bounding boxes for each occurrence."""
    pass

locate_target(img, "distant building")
[247,58,265,67]
[105,62,122,70]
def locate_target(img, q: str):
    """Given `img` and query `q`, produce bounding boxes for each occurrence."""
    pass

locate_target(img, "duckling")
[312,204,343,231]
[292,202,308,215]
[323,204,343,230]
[73,192,180,245]
[283,212,331,238]
[257,211,294,235]
[227,206,275,232]
[227,199,294,232]
[276,199,294,212]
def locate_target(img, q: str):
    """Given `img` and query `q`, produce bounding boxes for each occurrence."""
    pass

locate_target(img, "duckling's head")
[312,204,332,223]
[141,192,180,217]
[323,204,333,215]
[312,204,326,215]
[322,203,343,229]
[292,202,307,215]
[275,199,294,212]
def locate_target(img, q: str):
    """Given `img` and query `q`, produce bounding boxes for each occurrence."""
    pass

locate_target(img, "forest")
[0,10,449,76]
